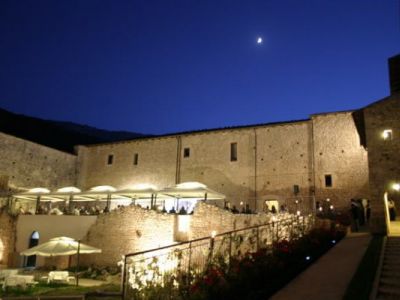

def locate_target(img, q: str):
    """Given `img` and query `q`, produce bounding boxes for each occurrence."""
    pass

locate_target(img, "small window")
[325,175,332,188]
[230,143,238,162]
[183,148,190,158]
[107,154,114,165]
[133,153,139,165]
[382,129,393,141]
[293,185,300,194]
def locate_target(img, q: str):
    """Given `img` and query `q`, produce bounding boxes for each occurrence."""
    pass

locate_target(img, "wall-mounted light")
[393,183,400,191]
[382,129,393,140]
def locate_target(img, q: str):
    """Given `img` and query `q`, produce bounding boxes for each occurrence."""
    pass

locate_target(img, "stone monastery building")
[0,54,399,267]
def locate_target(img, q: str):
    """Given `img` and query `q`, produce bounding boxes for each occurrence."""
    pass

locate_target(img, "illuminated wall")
[312,112,369,205]
[363,94,400,233]
[0,132,77,192]
[76,113,370,211]
[0,209,16,267]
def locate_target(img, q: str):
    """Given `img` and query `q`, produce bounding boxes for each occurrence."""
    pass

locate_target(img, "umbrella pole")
[76,240,81,286]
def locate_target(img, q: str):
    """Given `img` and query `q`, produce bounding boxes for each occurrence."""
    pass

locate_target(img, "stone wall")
[0,132,77,191]
[364,94,400,233]
[77,115,369,212]
[312,112,370,208]
[76,137,177,190]
[189,202,274,240]
[0,208,16,267]
[255,122,312,207]
[81,205,176,267]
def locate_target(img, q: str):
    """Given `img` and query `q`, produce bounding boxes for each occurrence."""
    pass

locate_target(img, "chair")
[2,275,37,290]
[47,271,75,284]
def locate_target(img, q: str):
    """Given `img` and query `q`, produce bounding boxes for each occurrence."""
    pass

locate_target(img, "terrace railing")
[121,213,315,299]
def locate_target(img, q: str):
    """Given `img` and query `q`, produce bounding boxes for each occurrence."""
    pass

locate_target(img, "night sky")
[1,1,399,135]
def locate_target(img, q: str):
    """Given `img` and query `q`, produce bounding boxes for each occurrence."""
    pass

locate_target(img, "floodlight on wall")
[393,183,400,191]
[382,129,393,140]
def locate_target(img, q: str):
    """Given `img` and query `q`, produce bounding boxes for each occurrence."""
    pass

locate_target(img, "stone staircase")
[375,237,400,299]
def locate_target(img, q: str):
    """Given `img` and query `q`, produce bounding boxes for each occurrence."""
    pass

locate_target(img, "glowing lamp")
[393,183,400,191]
[211,230,217,238]
[296,210,301,216]
[305,256,311,261]
[330,205,334,210]
[318,207,323,212]
[382,129,393,140]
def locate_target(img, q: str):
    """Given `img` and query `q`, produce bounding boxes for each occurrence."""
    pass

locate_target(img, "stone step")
[381,273,400,280]
[378,286,400,297]
[380,277,400,287]
[381,266,400,273]
[377,294,400,300]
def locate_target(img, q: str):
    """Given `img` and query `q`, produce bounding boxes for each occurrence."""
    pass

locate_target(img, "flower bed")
[188,226,346,300]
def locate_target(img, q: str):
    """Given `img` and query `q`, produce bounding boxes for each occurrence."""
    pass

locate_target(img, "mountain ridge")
[0,108,147,153]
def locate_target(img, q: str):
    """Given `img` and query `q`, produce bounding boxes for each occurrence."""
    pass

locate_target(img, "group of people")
[350,198,371,232]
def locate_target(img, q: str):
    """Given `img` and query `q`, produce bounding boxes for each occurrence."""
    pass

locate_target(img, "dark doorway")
[26,231,39,267]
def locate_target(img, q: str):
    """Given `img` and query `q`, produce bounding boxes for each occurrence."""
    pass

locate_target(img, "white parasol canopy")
[20,237,101,257]
[21,236,101,286]
[158,182,225,200]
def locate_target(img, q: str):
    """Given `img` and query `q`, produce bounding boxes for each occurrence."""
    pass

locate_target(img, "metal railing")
[121,213,315,299]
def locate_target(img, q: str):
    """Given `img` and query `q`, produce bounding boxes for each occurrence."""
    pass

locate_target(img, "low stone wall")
[0,208,16,267]
[189,202,276,240]
[82,205,176,267]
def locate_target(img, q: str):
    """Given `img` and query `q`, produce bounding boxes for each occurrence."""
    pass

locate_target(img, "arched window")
[26,231,39,267]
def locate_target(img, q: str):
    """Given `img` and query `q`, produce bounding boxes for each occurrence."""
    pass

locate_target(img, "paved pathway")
[270,232,371,300]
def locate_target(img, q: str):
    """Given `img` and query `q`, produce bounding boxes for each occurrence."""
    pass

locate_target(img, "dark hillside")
[0,108,146,153]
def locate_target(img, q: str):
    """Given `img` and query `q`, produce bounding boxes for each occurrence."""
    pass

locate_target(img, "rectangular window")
[183,148,190,158]
[133,153,139,165]
[293,185,300,194]
[107,154,114,165]
[230,143,237,161]
[325,175,332,187]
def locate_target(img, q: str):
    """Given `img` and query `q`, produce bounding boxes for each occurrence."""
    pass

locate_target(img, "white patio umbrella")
[21,236,101,286]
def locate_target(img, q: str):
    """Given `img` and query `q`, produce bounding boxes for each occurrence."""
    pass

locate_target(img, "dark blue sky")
[1,1,399,135]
